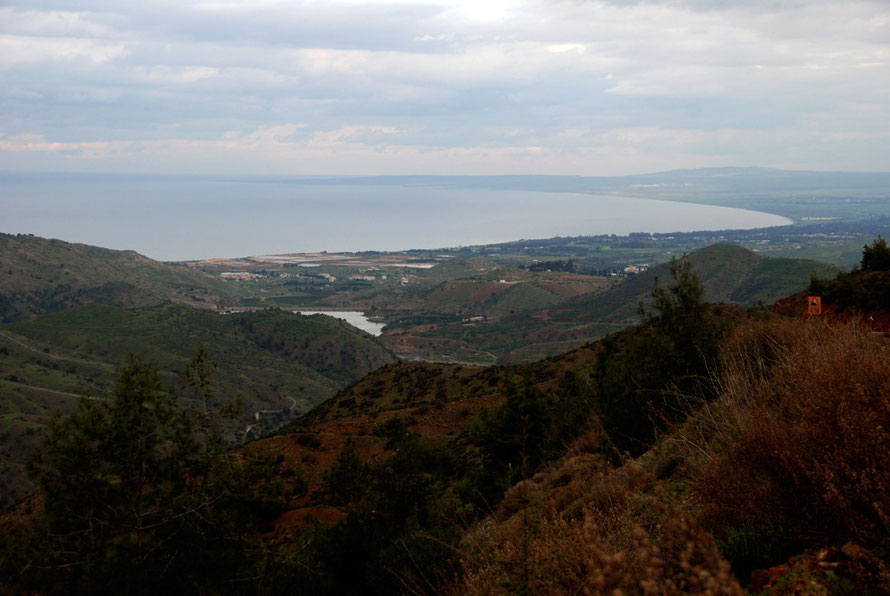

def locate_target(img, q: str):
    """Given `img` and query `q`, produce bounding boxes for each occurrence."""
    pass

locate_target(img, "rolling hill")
[0,233,237,322]
[550,244,840,323]
[386,244,840,364]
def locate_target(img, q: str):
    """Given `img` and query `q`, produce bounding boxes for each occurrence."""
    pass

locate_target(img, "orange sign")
[808,296,822,315]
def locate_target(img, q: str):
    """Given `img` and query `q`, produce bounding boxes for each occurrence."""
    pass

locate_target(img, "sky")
[1,0,888,176]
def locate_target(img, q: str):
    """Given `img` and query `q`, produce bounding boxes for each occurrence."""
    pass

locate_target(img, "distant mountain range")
[243,166,890,222]
[277,166,890,199]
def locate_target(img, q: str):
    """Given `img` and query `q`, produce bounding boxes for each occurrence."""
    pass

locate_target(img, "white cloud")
[0,0,888,174]
[0,8,115,37]
[0,34,128,67]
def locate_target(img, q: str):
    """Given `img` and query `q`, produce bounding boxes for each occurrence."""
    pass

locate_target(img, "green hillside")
[0,233,237,322]
[399,245,840,364]
[483,282,561,312]
[415,256,500,282]
[556,244,839,322]
[0,303,394,508]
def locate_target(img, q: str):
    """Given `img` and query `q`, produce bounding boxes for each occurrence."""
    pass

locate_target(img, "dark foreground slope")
[0,303,394,508]
[0,233,236,322]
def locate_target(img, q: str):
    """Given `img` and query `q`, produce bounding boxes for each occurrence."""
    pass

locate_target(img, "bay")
[0,174,792,261]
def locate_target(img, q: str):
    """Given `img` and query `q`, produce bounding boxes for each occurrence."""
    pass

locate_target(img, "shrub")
[460,452,742,595]
[324,438,370,506]
[689,319,890,566]
[463,372,595,507]
[296,432,322,449]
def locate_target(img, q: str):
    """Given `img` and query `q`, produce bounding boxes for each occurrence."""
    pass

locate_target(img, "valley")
[5,238,889,594]
[180,231,843,364]
[1,175,889,591]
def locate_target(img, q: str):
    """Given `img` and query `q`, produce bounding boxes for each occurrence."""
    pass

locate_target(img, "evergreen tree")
[6,352,288,594]
[594,256,720,456]
[861,235,890,271]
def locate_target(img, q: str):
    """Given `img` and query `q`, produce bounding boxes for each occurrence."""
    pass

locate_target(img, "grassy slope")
[386,246,835,364]
[415,257,501,282]
[0,233,237,322]
[0,303,395,508]
[555,244,839,322]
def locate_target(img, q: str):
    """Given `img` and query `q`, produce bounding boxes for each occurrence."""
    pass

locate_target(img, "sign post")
[808,296,822,316]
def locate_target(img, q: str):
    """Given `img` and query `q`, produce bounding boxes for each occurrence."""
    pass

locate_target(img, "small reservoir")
[294,311,386,336]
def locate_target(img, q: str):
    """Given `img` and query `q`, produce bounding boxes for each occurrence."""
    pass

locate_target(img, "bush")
[690,320,890,564]
[462,371,595,507]
[809,236,890,312]
[460,452,742,595]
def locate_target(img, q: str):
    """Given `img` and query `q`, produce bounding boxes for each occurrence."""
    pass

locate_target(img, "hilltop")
[552,243,840,323]
[0,233,236,322]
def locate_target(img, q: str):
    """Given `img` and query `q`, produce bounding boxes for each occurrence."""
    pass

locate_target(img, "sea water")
[0,173,792,261]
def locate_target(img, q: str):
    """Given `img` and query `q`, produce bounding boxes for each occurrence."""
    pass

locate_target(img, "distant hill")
[0,233,237,322]
[416,256,501,282]
[417,263,608,317]
[0,303,394,508]
[552,244,840,323]
[300,167,890,197]
[391,245,840,364]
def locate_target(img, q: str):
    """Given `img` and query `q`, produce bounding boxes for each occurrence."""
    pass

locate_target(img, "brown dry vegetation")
[460,447,742,595]
[460,317,890,594]
[667,319,890,547]
[6,305,890,593]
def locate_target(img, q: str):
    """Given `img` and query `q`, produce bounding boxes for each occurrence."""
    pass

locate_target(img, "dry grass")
[683,319,890,548]
[460,317,890,593]
[459,440,742,595]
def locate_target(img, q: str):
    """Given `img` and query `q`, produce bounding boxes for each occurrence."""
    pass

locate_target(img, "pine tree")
[10,352,288,594]
[595,256,720,456]
[861,235,890,271]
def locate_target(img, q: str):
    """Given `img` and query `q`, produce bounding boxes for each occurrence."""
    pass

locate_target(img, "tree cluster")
[810,236,890,312]
[1,351,293,595]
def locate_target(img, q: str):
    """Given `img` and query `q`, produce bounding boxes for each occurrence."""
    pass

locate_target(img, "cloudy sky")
[1,0,888,175]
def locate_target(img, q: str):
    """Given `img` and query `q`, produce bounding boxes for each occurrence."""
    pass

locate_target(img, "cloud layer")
[1,0,888,175]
